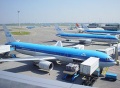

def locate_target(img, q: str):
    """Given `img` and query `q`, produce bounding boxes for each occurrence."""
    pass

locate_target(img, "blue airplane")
[26,26,35,29]
[55,25,119,44]
[0,25,116,71]
[81,24,120,35]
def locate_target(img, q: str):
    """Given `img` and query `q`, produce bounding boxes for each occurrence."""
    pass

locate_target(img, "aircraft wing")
[0,56,56,62]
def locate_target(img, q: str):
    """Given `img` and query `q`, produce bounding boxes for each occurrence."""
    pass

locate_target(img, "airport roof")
[0,71,96,88]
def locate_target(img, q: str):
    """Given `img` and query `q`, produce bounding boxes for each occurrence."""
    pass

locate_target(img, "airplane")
[0,25,117,72]
[75,23,84,33]
[76,23,104,33]
[81,24,120,35]
[55,25,119,45]
[26,26,35,29]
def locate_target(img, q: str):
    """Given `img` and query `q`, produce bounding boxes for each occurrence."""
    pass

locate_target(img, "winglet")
[54,41,63,47]
[3,25,16,43]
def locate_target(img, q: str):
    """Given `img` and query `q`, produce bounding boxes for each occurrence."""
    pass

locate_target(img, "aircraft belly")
[16,49,36,56]
[61,36,80,40]
[61,36,116,43]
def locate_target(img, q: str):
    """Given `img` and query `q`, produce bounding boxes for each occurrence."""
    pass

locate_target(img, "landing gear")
[66,39,70,41]
[100,68,103,74]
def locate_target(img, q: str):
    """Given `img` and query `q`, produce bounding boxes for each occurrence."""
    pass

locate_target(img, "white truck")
[96,47,115,56]
[80,57,99,75]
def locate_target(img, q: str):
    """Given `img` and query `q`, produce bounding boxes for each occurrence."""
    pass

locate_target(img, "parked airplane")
[26,26,35,29]
[75,23,84,32]
[55,25,119,44]
[81,24,120,35]
[76,23,104,33]
[0,25,116,71]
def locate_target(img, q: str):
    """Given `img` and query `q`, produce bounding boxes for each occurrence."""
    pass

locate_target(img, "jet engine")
[84,39,92,45]
[79,39,92,46]
[38,60,54,71]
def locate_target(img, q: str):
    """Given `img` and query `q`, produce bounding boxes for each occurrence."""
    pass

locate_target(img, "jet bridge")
[0,45,15,58]
[0,45,11,54]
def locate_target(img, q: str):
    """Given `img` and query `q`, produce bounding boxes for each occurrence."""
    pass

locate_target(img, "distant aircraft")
[81,24,120,35]
[0,25,117,71]
[75,23,84,32]
[76,23,104,33]
[26,26,35,29]
[55,25,119,45]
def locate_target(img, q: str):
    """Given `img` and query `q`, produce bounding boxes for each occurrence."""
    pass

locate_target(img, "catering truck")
[80,57,99,75]
[80,57,99,86]
[96,47,115,56]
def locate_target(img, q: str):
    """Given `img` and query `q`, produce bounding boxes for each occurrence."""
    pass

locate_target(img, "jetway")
[0,45,15,58]
[0,45,11,54]
[96,47,115,56]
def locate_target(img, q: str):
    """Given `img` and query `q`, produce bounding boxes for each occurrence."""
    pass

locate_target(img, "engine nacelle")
[85,39,92,45]
[79,39,92,46]
[38,61,54,71]
[58,58,73,63]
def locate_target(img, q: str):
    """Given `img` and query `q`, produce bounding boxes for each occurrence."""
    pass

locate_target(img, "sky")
[0,0,120,24]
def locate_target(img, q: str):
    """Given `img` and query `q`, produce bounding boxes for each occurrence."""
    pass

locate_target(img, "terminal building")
[87,23,100,28]
[101,23,120,31]
[87,23,120,31]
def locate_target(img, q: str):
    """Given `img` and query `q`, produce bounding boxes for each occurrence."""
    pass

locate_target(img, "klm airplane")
[81,24,120,35]
[55,26,119,44]
[0,25,116,71]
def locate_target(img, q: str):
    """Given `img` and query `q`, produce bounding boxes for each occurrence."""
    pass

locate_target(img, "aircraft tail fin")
[55,25,63,34]
[3,25,16,43]
[76,23,80,28]
[54,41,63,47]
[81,24,89,31]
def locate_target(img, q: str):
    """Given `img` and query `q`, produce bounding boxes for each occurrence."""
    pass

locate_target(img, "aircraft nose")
[113,61,117,65]
[109,61,117,67]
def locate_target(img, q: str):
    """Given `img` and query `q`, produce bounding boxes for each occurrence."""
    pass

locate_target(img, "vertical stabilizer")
[81,24,89,31]
[76,23,80,28]
[3,25,16,43]
[55,25,63,34]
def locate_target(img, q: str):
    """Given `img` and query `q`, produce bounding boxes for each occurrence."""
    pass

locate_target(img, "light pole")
[17,11,20,27]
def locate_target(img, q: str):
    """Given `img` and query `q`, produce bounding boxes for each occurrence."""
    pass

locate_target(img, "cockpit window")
[106,58,109,61]
[106,57,113,61]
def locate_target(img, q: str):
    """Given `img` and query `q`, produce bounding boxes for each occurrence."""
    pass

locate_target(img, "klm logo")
[6,32,11,37]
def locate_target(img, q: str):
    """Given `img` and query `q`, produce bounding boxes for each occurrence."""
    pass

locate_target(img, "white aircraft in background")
[0,25,117,72]
[76,23,104,33]
[75,23,85,32]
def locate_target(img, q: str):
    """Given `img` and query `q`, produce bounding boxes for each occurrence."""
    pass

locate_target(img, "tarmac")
[0,25,120,88]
